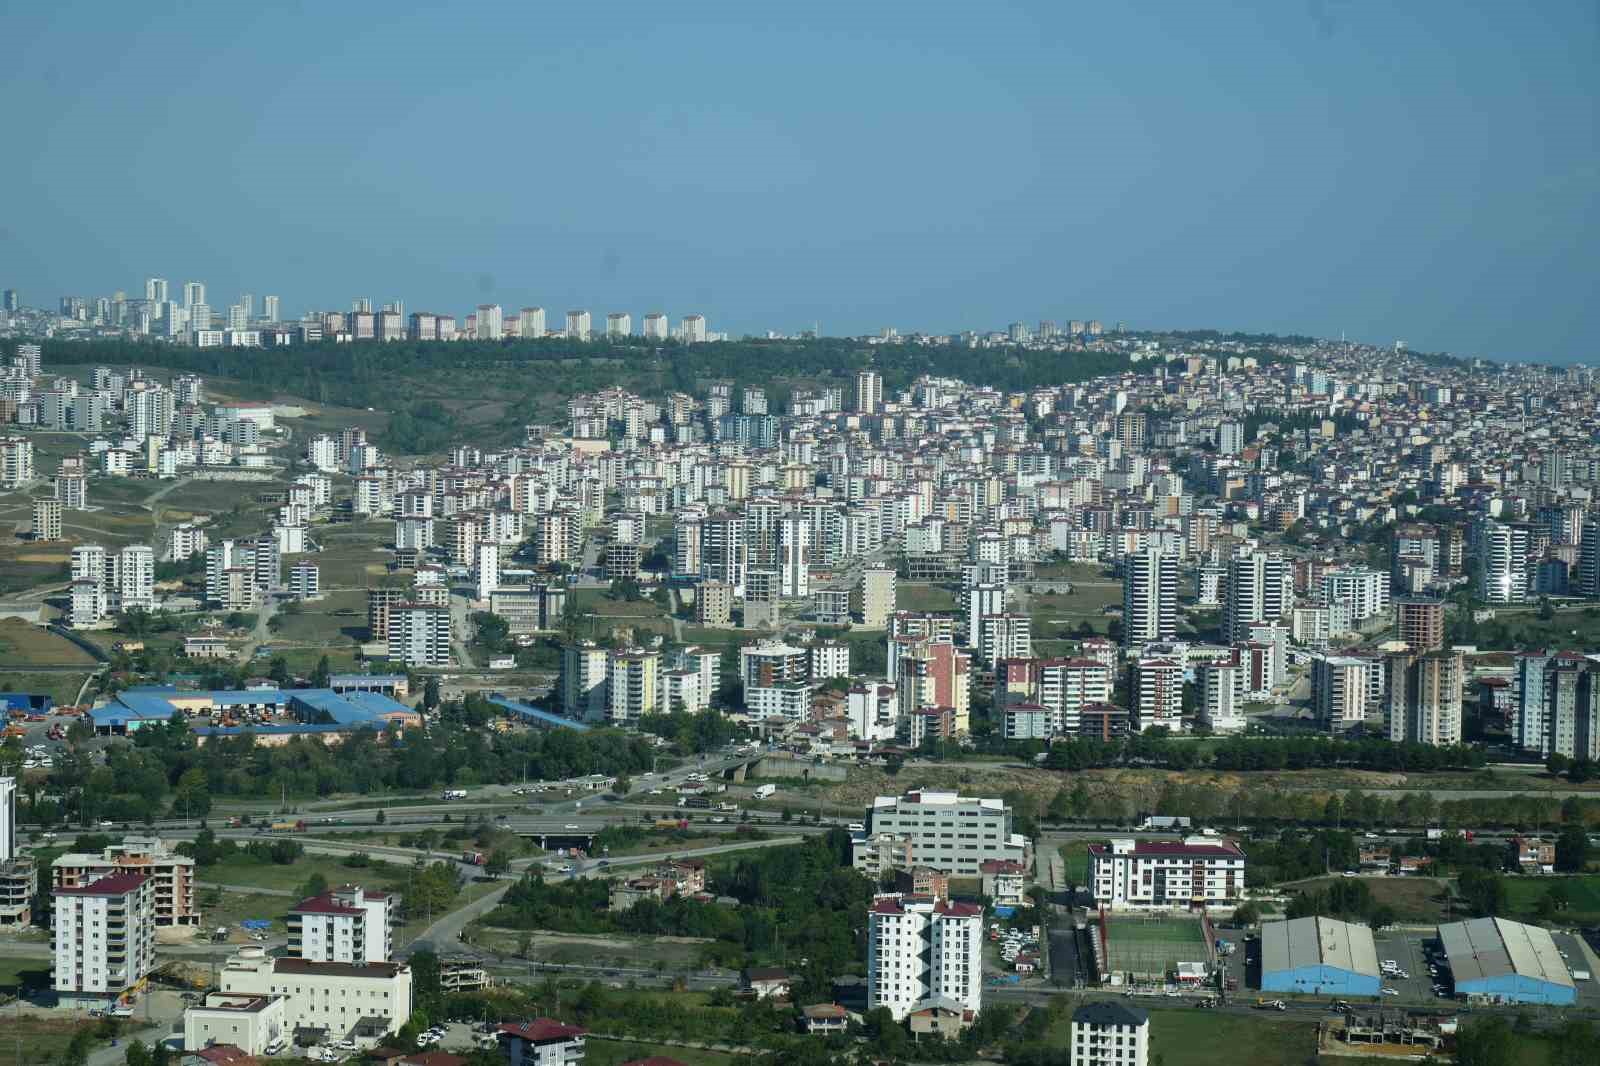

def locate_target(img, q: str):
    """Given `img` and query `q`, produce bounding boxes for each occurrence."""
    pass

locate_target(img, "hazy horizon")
[1,2,1594,362]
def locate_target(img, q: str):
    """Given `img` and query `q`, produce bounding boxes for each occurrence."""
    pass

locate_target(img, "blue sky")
[1,1,1594,361]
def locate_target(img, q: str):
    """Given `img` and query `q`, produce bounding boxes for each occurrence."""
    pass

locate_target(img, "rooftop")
[54,871,148,896]
[1438,917,1574,989]
[498,1019,588,1044]
[1261,916,1379,978]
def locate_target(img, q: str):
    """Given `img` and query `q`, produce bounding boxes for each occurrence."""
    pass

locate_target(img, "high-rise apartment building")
[1385,650,1464,746]
[1,437,35,487]
[53,836,198,927]
[391,604,450,667]
[1395,597,1445,652]
[1131,655,1184,733]
[561,641,611,721]
[53,873,156,1002]
[1122,548,1177,647]
[519,306,546,339]
[1224,551,1291,643]
[856,567,896,628]
[867,895,982,1022]
[681,313,706,344]
[474,304,503,340]
[777,513,811,598]
[32,498,62,541]
[1196,660,1245,733]
[643,312,669,339]
[1478,520,1533,604]
[607,648,660,725]
[606,312,631,338]
[566,309,592,341]
[855,369,883,415]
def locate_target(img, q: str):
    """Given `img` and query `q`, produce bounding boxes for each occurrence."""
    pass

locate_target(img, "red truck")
[462,852,486,866]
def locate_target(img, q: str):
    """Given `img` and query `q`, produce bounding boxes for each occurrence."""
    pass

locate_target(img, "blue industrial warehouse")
[1437,917,1576,1005]
[1260,916,1382,997]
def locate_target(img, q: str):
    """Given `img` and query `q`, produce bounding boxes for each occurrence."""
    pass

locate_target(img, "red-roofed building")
[980,860,1027,905]
[288,884,393,963]
[1088,837,1246,910]
[53,872,155,1002]
[498,1019,587,1066]
[867,893,982,1021]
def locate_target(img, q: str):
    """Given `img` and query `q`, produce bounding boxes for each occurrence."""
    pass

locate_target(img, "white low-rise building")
[498,1018,588,1066]
[1070,1001,1150,1066]
[183,992,289,1056]
[214,946,412,1047]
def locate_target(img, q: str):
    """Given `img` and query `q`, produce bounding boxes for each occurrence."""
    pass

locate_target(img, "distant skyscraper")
[240,293,254,321]
[227,304,248,330]
[475,304,503,340]
[1122,548,1178,647]
[182,281,205,309]
[566,309,592,341]
[189,304,211,331]
[2,289,18,312]
[855,370,882,414]
[519,307,545,338]
[351,297,372,314]
[263,295,280,323]
[643,312,669,340]
[1224,551,1291,643]
[606,312,631,338]
[145,277,168,303]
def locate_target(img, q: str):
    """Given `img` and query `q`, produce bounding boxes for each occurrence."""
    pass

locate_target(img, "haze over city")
[0,1,1595,360]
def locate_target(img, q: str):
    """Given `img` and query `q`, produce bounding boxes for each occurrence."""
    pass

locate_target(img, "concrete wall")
[749,756,849,782]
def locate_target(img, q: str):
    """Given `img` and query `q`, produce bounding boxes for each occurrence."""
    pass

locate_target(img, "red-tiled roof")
[54,872,148,896]
[935,901,983,917]
[499,1019,587,1044]
[290,892,363,916]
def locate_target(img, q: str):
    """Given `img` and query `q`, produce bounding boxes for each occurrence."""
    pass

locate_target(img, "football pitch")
[1104,915,1211,979]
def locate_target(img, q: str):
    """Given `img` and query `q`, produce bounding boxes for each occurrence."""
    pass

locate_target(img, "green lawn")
[199,851,406,895]
[0,618,100,666]
[0,954,52,995]
[0,670,95,706]
[584,1039,738,1066]
[1059,841,1090,885]
[1505,874,1600,923]
[268,589,368,644]
[895,582,957,612]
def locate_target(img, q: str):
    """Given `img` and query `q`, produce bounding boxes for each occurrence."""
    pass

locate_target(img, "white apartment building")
[475,541,500,602]
[391,604,451,667]
[1,437,36,487]
[1122,547,1177,646]
[183,992,288,1056]
[566,309,592,341]
[1321,566,1390,624]
[214,946,412,1046]
[1070,1001,1150,1066]
[867,895,983,1021]
[32,497,62,541]
[862,791,1026,876]
[117,545,155,611]
[1088,837,1246,910]
[607,647,660,725]
[288,884,393,964]
[167,523,208,562]
[1313,655,1375,728]
[561,641,610,721]
[1224,551,1291,643]
[53,872,157,1003]
[1195,660,1245,733]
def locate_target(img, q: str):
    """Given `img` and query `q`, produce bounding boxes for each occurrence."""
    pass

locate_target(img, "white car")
[1381,987,1399,996]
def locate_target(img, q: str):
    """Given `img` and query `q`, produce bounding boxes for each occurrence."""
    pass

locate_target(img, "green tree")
[268,656,290,685]
[124,1042,152,1066]
[1454,1015,1513,1066]
[297,872,329,900]
[485,851,512,879]
[1555,824,1589,873]
[1548,1019,1597,1066]
[172,767,212,818]
[423,677,441,710]
[311,654,332,688]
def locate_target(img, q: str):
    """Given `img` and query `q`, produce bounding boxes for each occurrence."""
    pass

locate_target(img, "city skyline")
[0,3,1594,362]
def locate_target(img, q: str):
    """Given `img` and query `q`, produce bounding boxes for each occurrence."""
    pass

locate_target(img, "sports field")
[1103,914,1211,979]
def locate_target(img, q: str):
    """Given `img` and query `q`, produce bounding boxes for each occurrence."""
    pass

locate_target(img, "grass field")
[1059,841,1090,885]
[1505,874,1600,923]
[0,670,94,705]
[1294,876,1450,923]
[0,619,97,666]
[1027,583,1124,638]
[0,953,51,994]
[895,582,957,612]
[584,1039,737,1066]
[269,589,368,644]
[199,851,410,895]
[1047,1005,1314,1066]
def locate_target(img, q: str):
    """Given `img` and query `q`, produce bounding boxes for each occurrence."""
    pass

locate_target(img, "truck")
[441,789,468,801]
[753,783,777,800]
[1426,828,1474,842]
[462,852,486,866]
[655,819,689,830]
[269,820,305,833]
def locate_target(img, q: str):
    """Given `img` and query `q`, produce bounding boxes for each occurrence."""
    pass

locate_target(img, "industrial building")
[1260,916,1381,997]
[1437,917,1576,1005]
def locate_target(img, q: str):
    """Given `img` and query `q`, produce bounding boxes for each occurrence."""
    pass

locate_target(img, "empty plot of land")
[0,619,98,666]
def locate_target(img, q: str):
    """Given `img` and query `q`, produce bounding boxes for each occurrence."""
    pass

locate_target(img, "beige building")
[214,946,413,1046]
[855,567,896,628]
[53,836,199,927]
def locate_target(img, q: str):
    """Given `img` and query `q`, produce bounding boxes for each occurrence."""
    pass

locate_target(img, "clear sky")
[1,1,1594,361]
